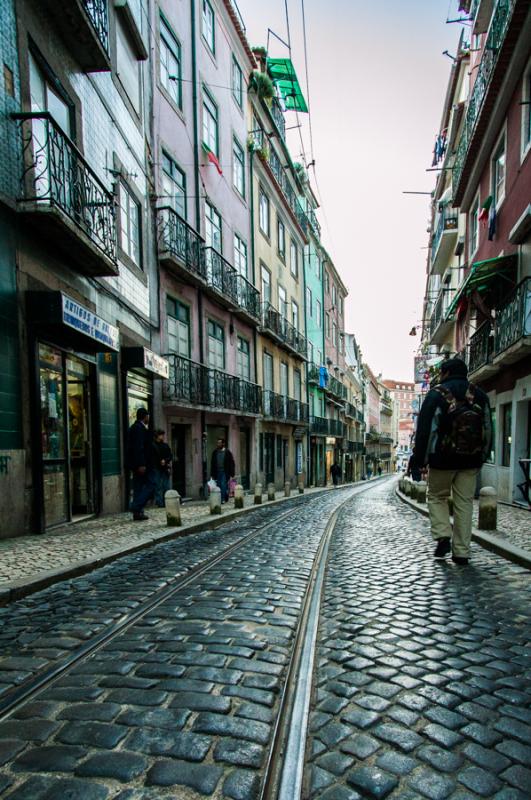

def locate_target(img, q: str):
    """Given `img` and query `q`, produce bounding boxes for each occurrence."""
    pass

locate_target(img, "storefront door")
[171,424,187,497]
[67,357,94,517]
[239,427,250,489]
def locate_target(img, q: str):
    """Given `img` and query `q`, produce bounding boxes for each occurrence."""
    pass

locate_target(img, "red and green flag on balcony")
[202,142,223,175]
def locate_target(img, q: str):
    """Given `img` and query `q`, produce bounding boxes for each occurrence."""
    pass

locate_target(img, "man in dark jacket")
[210,438,235,503]
[127,408,156,520]
[412,358,492,565]
[331,462,342,487]
[153,429,173,507]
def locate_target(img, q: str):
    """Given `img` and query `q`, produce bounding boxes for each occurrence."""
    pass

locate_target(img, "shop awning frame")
[445,253,517,319]
[266,57,308,112]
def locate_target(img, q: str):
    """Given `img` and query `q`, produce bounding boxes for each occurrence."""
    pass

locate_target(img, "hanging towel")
[319,366,328,389]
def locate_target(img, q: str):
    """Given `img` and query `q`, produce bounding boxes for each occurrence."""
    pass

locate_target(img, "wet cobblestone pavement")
[305,482,531,800]
[0,480,529,800]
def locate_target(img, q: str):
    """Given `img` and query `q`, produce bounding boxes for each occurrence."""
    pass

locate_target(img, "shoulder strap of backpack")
[435,385,453,405]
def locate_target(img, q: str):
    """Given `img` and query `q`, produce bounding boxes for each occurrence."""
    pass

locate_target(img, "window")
[233,137,245,197]
[278,285,287,318]
[290,240,298,278]
[207,319,224,369]
[492,134,506,207]
[259,189,270,237]
[263,351,274,391]
[116,19,141,114]
[325,312,330,338]
[291,300,299,331]
[306,287,312,317]
[205,200,222,252]
[234,234,247,278]
[29,52,72,136]
[316,299,322,328]
[522,68,531,156]
[162,152,186,218]
[487,407,496,464]
[332,321,337,348]
[280,362,288,398]
[261,264,271,303]
[202,0,215,53]
[202,91,218,155]
[325,271,330,294]
[232,56,243,107]
[339,296,344,316]
[332,284,337,307]
[469,194,480,257]
[160,16,181,108]
[237,336,250,380]
[167,297,190,356]
[501,403,511,467]
[277,218,286,261]
[119,181,141,266]
[294,369,301,402]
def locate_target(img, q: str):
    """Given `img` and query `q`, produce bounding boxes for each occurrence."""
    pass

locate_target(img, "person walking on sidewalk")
[210,438,235,503]
[153,429,173,507]
[127,408,156,521]
[331,462,342,487]
[412,358,492,565]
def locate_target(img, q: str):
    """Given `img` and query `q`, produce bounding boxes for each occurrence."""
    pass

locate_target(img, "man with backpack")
[412,358,492,565]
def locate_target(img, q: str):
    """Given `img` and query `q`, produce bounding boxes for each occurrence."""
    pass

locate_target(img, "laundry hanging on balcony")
[319,366,328,388]
[202,143,223,175]
[266,58,308,112]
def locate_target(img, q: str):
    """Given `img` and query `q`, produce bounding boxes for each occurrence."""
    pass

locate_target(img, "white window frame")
[207,319,224,370]
[278,284,287,318]
[162,151,186,218]
[316,298,322,328]
[159,16,182,108]
[232,137,245,198]
[232,56,243,108]
[167,296,190,357]
[202,0,215,53]
[290,240,298,278]
[491,128,506,210]
[234,234,248,278]
[469,192,480,258]
[277,217,286,261]
[237,336,251,380]
[291,299,299,331]
[259,188,270,238]
[306,286,312,317]
[119,180,141,267]
[261,264,271,303]
[202,90,218,155]
[205,200,222,252]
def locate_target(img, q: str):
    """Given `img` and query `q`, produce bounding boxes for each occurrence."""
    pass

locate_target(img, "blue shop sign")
[62,294,119,351]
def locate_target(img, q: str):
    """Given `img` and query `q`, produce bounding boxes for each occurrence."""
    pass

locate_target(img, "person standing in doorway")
[153,429,173,507]
[127,408,156,521]
[331,462,342,487]
[412,358,492,565]
[377,465,382,477]
[210,438,235,503]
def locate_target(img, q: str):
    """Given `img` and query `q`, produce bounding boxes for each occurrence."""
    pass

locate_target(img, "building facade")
[383,380,416,471]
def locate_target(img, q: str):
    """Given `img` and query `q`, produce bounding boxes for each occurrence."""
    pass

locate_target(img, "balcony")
[42,0,111,71]
[431,207,459,275]
[261,302,308,359]
[308,364,321,385]
[356,409,364,423]
[429,290,455,345]
[380,434,394,445]
[263,391,309,423]
[493,277,531,365]
[344,402,357,419]
[266,148,309,236]
[328,420,346,438]
[380,396,393,416]
[468,321,497,378]
[163,354,261,415]
[326,375,348,402]
[347,441,364,454]
[270,98,286,142]
[13,112,117,277]
[158,207,206,284]
[310,416,328,436]
[204,248,261,324]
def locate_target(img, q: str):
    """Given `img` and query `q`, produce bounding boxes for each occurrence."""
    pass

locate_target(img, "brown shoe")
[133,512,149,521]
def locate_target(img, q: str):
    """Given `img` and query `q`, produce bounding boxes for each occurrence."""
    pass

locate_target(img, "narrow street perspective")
[0,0,530,798]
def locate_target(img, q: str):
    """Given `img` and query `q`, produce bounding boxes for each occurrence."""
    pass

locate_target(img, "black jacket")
[414,377,492,470]
[153,441,173,473]
[210,447,235,480]
[127,421,154,471]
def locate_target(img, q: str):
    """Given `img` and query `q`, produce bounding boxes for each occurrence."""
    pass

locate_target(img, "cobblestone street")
[0,481,529,799]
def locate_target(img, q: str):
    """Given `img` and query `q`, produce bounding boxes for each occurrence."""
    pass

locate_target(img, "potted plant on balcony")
[249,70,274,105]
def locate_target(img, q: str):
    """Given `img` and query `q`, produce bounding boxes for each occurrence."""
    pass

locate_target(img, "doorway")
[67,357,94,518]
[239,427,250,489]
[264,432,275,484]
[171,424,187,498]
[207,424,228,480]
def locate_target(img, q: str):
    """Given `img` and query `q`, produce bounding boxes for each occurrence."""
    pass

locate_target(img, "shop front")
[28,291,119,531]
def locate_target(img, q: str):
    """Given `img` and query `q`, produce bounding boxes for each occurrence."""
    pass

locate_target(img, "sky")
[236,0,463,381]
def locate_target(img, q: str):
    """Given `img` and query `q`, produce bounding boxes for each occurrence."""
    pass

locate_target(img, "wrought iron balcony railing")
[204,248,261,322]
[270,98,286,142]
[453,0,515,195]
[83,0,110,52]
[468,321,493,373]
[163,354,261,414]
[310,415,328,435]
[308,364,320,384]
[328,420,346,438]
[431,207,458,263]
[263,391,309,423]
[158,207,206,280]
[13,112,117,273]
[356,409,364,423]
[267,147,310,235]
[380,434,394,445]
[347,441,364,454]
[345,402,357,419]
[493,277,531,358]
[261,302,308,358]
[326,375,347,401]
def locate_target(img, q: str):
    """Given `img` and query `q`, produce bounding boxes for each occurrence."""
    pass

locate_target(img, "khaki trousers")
[428,468,478,557]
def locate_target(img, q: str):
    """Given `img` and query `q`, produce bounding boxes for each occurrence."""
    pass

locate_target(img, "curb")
[395,487,531,571]
[0,477,388,607]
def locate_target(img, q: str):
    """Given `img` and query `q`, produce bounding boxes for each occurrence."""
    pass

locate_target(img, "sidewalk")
[0,478,386,604]
[396,483,531,569]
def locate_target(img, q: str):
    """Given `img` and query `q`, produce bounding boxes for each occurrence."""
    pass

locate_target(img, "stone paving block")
[213,737,265,768]
[420,722,463,748]
[494,716,531,744]
[234,702,274,723]
[116,708,190,730]
[222,768,260,800]
[408,766,455,799]
[319,785,363,800]
[75,751,148,781]
[372,723,423,752]
[193,711,270,744]
[341,707,379,729]
[40,687,105,702]
[461,721,503,746]
[56,721,128,748]
[375,750,417,776]
[318,695,349,714]
[146,758,223,793]
[458,765,503,796]
[463,742,511,773]
[316,720,352,747]
[0,738,26,766]
[13,745,87,773]
[57,703,121,722]
[6,775,110,800]
[0,718,59,742]
[340,733,380,759]
[222,685,275,707]
[241,673,280,691]
[346,765,398,799]
[186,666,243,684]
[386,706,419,727]
[169,692,231,713]
[125,728,211,760]
[500,765,531,794]
[104,688,168,706]
[417,743,464,772]
[11,701,57,720]
[423,706,467,730]
[315,751,353,776]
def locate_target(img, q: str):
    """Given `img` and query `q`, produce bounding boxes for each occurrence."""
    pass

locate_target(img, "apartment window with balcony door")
[207,320,224,370]
[522,68,531,157]
[316,299,322,329]
[205,200,222,252]
[325,271,330,294]
[277,217,286,261]
[116,18,141,114]
[259,189,270,237]
[294,369,301,402]
[234,234,247,278]
[159,16,182,108]
[280,362,288,399]
[261,265,271,304]
[29,52,73,137]
[162,152,186,218]
[202,91,218,155]
[232,56,243,107]
[290,240,298,278]
[167,297,190,356]
[469,194,479,257]
[291,300,299,331]
[491,133,506,208]
[278,285,287,319]
[332,284,337,307]
[237,336,250,380]
[233,137,245,198]
[202,0,215,53]
[339,295,344,316]
[501,403,511,467]
[332,321,337,349]
[119,180,141,267]
[306,287,312,317]
[325,312,330,338]
[317,349,322,365]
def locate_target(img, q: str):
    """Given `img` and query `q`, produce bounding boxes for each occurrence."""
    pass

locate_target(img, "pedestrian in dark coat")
[210,438,235,503]
[330,462,342,487]
[127,408,156,520]
[153,429,173,507]
[412,358,492,564]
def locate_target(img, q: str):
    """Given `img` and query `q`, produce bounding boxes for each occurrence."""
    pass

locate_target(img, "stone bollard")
[165,490,181,527]
[404,478,412,496]
[298,478,304,495]
[410,481,418,501]
[267,483,276,502]
[234,484,244,509]
[254,483,263,504]
[416,481,427,504]
[209,485,221,515]
[478,486,497,530]
[284,481,291,498]
[398,477,404,493]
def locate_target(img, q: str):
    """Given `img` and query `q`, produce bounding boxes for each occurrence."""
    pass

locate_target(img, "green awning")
[266,58,308,112]
[446,253,517,319]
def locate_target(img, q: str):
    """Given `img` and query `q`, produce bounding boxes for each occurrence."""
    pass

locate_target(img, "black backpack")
[435,383,485,457]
